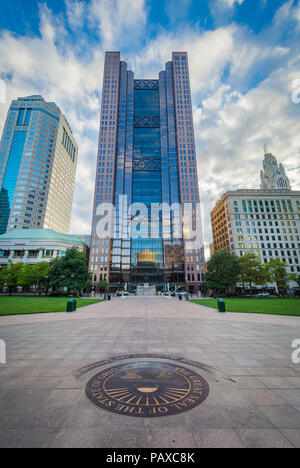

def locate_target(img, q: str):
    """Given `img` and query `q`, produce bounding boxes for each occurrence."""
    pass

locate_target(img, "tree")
[4,260,24,295]
[48,247,92,295]
[0,266,8,292]
[18,264,36,291]
[16,262,50,294]
[266,259,289,294]
[32,262,50,294]
[238,253,270,291]
[202,250,241,294]
[98,280,108,293]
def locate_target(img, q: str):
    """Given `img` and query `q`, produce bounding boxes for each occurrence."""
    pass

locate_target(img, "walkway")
[0,298,299,448]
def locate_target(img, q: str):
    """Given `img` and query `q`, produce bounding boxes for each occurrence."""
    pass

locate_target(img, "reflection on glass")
[134,90,159,117]
[130,87,163,284]
[133,128,160,159]
[0,131,26,234]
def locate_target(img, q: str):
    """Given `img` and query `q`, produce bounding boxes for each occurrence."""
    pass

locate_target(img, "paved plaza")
[0,297,300,448]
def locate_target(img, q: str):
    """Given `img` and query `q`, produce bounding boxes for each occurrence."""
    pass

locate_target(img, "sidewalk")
[0,298,300,448]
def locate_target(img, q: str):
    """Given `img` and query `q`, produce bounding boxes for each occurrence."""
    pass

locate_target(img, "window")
[24,109,32,126]
[17,109,25,126]
[134,89,159,117]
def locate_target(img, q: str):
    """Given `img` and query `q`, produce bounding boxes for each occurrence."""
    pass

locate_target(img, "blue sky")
[0,0,290,40]
[0,0,300,256]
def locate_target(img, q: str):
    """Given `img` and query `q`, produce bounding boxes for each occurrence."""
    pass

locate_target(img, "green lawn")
[190,298,300,316]
[0,296,103,316]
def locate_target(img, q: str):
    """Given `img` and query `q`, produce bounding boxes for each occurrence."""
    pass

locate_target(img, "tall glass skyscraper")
[0,95,78,234]
[90,52,205,292]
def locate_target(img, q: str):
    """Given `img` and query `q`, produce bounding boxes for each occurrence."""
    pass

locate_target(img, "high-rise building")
[209,242,215,258]
[0,95,78,235]
[210,153,300,281]
[89,51,205,292]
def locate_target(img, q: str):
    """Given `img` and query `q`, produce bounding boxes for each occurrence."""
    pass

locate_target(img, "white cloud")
[65,0,86,29]
[164,0,192,24]
[193,61,300,256]
[209,0,244,27]
[88,0,147,49]
[296,2,300,24]
[0,0,300,259]
[0,4,103,236]
[128,26,235,95]
[218,0,244,8]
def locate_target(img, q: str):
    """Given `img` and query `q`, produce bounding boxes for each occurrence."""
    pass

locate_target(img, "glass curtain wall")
[130,83,164,285]
[0,131,27,234]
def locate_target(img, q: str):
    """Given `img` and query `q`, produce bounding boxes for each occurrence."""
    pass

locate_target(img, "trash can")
[217,299,226,313]
[73,299,77,311]
[107,294,111,301]
[179,294,182,301]
[185,293,189,301]
[66,299,75,313]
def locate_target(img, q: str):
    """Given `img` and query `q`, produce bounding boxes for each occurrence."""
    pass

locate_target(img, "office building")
[89,52,205,292]
[211,152,300,281]
[0,95,78,235]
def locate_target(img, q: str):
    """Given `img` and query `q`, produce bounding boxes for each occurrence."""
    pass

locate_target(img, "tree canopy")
[0,261,50,295]
[202,250,241,293]
[48,247,92,294]
[202,250,297,294]
[0,248,91,295]
[266,258,291,293]
[98,280,108,292]
[238,252,270,289]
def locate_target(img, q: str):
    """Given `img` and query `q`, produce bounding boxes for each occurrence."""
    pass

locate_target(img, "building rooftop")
[17,95,44,101]
[17,95,60,111]
[0,229,85,245]
[210,188,300,216]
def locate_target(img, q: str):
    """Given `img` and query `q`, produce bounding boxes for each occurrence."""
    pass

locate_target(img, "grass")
[0,296,103,316]
[190,298,300,317]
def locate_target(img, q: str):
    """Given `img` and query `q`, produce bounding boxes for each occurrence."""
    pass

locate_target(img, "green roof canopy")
[0,229,85,245]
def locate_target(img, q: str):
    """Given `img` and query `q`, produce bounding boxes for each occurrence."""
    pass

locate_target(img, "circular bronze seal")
[85,361,209,417]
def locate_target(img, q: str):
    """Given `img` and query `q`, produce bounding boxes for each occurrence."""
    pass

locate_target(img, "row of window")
[237,251,300,273]
[0,249,66,258]
[62,128,76,162]
[233,199,298,213]
[17,108,32,126]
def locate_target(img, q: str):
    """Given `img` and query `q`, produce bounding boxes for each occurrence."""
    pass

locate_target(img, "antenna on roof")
[263,144,269,155]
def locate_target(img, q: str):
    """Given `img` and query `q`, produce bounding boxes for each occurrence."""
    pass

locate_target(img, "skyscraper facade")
[89,52,205,292]
[0,95,78,234]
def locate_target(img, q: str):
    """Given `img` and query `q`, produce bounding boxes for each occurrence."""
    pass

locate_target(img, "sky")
[0,0,300,258]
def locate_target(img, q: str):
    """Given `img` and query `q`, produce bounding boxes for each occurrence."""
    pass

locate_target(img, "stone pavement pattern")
[0,297,300,448]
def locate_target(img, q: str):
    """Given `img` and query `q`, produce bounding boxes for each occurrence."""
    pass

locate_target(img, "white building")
[260,149,291,190]
[211,153,300,291]
[0,229,88,265]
